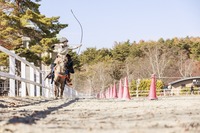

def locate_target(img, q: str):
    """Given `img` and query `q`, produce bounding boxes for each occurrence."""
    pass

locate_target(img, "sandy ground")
[0,96,200,133]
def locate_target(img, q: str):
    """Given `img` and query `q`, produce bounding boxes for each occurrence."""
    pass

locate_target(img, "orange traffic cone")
[118,79,123,99]
[112,82,118,98]
[123,77,131,100]
[148,74,158,100]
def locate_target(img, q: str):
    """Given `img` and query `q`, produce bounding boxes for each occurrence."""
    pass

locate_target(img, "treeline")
[72,37,200,94]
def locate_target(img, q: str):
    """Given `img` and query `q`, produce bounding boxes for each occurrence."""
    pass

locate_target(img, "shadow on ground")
[6,98,78,124]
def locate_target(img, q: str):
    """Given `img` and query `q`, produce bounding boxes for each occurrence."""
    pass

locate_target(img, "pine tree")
[0,0,68,66]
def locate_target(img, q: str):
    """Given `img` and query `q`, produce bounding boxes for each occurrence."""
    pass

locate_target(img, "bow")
[71,9,83,54]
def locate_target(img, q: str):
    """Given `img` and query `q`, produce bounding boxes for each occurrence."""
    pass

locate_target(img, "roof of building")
[169,76,200,85]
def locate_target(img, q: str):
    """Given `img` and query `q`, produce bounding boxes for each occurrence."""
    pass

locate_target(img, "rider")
[48,37,81,84]
[65,54,74,85]
[53,37,82,55]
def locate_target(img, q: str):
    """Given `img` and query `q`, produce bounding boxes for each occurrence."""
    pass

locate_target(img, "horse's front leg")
[54,81,60,99]
[60,79,65,99]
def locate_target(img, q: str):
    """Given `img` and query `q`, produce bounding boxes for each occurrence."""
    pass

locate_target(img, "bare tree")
[92,62,113,92]
[125,56,152,80]
[178,51,195,77]
[142,42,172,78]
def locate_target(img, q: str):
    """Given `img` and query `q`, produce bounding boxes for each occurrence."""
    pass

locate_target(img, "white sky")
[39,0,200,53]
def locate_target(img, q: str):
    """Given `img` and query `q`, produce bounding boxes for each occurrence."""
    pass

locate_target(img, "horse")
[52,41,69,99]
[50,37,81,98]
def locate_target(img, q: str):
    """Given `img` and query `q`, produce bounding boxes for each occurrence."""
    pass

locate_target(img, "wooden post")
[30,63,35,96]
[42,72,46,97]
[45,78,49,98]
[36,69,40,96]
[50,80,54,97]
[21,58,26,97]
[9,52,15,97]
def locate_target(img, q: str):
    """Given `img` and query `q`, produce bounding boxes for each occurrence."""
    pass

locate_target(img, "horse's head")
[54,54,68,74]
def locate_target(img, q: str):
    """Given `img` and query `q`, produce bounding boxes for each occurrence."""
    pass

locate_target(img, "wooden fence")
[0,46,78,98]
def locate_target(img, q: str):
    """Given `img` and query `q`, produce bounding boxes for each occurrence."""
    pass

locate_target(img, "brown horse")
[51,37,80,98]
[53,54,69,98]
[52,40,69,99]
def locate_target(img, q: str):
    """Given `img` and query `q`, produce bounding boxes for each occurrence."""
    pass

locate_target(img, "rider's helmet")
[59,37,68,43]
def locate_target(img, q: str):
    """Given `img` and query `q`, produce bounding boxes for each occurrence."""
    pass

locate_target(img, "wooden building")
[169,76,200,95]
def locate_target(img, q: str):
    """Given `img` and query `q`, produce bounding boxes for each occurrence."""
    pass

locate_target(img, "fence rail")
[130,88,200,97]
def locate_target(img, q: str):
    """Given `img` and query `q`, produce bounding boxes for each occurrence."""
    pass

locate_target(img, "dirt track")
[0,96,200,133]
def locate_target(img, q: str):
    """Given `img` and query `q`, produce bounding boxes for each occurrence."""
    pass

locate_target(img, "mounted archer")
[45,10,83,99]
[47,37,81,98]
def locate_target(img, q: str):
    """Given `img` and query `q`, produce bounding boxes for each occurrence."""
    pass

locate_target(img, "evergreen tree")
[79,48,98,65]
[111,40,131,62]
[190,41,200,61]
[0,0,67,66]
